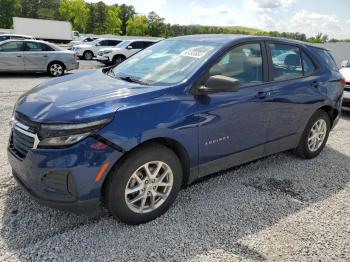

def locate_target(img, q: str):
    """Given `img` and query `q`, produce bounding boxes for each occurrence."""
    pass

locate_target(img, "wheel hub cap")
[124,161,174,214]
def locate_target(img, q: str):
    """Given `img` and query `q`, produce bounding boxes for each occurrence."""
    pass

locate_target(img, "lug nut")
[145,180,149,184]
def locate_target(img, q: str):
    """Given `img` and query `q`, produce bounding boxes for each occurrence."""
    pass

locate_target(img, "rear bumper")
[66,61,79,71]
[7,136,123,216]
[342,90,350,110]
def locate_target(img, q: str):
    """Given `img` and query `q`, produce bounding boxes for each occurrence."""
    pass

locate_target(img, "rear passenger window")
[302,52,316,76]
[209,43,263,87]
[270,44,303,81]
[313,48,338,71]
[24,42,44,51]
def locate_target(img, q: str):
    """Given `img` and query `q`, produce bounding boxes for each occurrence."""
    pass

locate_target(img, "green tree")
[86,1,108,34]
[147,11,165,37]
[119,4,135,35]
[36,0,61,20]
[19,0,40,18]
[105,5,122,34]
[0,0,20,28]
[126,15,148,36]
[59,0,89,32]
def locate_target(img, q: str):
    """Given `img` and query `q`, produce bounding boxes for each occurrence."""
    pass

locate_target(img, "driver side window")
[209,43,263,87]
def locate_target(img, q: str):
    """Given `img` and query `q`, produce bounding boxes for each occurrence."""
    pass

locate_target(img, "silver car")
[0,40,79,77]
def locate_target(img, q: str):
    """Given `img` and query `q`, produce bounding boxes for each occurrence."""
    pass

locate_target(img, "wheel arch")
[318,105,339,126]
[101,137,191,199]
[47,60,66,71]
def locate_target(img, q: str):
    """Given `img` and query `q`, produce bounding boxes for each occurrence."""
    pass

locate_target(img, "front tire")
[294,110,331,159]
[83,51,93,60]
[105,143,183,225]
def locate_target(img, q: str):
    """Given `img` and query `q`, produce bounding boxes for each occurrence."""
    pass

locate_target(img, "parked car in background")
[96,39,160,66]
[0,39,79,77]
[68,36,99,48]
[0,34,34,42]
[72,38,122,60]
[340,60,350,111]
[7,35,344,225]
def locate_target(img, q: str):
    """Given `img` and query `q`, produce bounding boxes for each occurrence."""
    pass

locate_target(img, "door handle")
[43,55,48,58]
[255,91,268,99]
[311,81,319,88]
[16,55,22,58]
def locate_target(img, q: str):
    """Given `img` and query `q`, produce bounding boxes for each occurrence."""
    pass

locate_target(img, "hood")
[76,44,93,48]
[15,70,168,123]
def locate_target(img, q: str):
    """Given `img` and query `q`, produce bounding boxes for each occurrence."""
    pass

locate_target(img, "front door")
[0,41,24,71]
[196,42,271,177]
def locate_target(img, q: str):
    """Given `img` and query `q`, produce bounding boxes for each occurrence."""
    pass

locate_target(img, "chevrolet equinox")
[8,35,344,224]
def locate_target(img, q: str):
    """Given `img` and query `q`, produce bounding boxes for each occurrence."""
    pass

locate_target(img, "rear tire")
[294,110,331,159]
[83,51,93,60]
[47,62,65,77]
[105,143,183,225]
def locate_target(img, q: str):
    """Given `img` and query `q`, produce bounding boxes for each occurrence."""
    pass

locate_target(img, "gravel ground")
[0,61,350,261]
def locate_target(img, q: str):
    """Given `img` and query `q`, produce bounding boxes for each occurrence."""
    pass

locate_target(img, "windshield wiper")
[117,75,149,85]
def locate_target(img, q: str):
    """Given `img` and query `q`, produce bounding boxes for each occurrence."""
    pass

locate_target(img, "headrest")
[284,54,300,67]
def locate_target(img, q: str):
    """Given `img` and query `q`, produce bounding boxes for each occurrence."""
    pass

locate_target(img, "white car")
[0,34,34,42]
[340,61,350,111]
[68,37,99,48]
[72,38,122,60]
[96,39,159,66]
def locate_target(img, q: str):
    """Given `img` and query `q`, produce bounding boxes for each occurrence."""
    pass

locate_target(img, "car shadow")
[0,72,50,78]
[1,146,350,260]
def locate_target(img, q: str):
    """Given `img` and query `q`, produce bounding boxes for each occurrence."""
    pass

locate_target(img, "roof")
[168,34,325,49]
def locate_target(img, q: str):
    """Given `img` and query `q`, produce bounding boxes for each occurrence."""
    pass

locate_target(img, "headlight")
[38,118,112,147]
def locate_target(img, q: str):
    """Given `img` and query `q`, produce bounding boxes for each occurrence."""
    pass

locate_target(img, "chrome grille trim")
[10,116,40,149]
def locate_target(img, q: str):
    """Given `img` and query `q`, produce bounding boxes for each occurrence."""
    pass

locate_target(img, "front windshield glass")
[115,40,132,48]
[112,40,218,85]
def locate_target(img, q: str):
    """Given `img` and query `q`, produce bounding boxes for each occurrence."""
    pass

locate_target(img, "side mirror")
[96,43,101,46]
[127,45,133,49]
[197,75,240,94]
[341,60,350,68]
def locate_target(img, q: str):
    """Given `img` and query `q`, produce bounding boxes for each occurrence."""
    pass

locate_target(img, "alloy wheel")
[124,161,174,214]
[50,63,63,76]
[307,119,327,152]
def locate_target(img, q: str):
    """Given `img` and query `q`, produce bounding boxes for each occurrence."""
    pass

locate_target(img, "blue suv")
[8,35,344,224]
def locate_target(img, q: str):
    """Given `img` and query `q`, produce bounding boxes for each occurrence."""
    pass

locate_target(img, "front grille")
[344,86,350,92]
[8,115,40,160]
[9,129,34,159]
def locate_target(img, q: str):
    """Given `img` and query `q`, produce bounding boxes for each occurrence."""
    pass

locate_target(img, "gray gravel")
[0,61,350,261]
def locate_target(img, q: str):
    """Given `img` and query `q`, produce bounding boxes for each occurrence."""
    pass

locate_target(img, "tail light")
[341,78,346,87]
[73,52,78,60]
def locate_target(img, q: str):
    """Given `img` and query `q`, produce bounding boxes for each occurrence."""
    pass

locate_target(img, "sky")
[87,0,350,39]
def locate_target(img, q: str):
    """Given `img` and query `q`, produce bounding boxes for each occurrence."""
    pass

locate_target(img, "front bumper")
[7,136,122,216]
[96,55,110,64]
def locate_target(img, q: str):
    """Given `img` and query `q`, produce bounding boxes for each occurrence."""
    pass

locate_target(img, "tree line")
[0,0,344,43]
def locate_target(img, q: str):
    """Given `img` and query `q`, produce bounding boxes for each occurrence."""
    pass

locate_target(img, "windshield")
[115,40,132,48]
[112,40,218,86]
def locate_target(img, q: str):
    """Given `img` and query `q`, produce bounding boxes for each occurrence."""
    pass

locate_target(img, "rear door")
[0,41,24,71]
[262,42,320,153]
[23,41,51,71]
[126,41,144,56]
